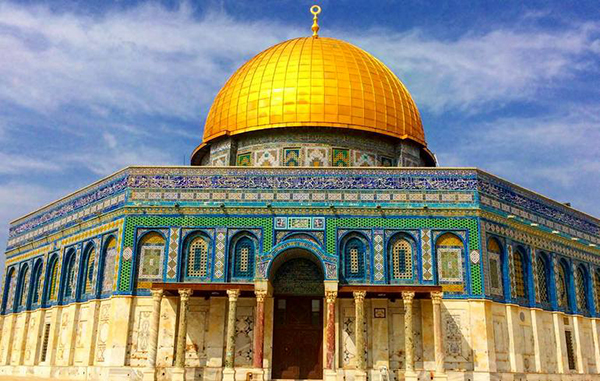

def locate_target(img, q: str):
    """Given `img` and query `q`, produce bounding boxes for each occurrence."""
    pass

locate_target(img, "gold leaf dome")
[202,36,426,146]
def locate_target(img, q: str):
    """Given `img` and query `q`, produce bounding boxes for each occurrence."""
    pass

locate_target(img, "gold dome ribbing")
[202,36,426,146]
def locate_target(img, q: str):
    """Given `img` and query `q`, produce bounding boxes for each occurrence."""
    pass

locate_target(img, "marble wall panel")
[186,298,209,367]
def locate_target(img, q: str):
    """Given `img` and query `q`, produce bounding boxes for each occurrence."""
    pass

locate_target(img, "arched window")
[137,232,166,287]
[487,238,504,296]
[186,234,210,279]
[15,265,30,309]
[512,247,528,300]
[30,260,43,305]
[45,256,60,302]
[595,269,600,313]
[557,260,571,310]
[62,250,77,301]
[342,235,367,281]
[100,237,118,295]
[231,235,256,280]
[2,268,16,313]
[389,235,414,282]
[80,244,97,298]
[575,265,589,314]
[436,233,464,284]
[536,254,550,304]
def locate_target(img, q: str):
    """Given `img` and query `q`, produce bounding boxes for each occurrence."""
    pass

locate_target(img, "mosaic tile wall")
[3,166,600,317]
[8,167,600,253]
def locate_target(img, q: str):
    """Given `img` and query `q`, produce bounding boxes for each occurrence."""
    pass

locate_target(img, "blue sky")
[1,0,599,267]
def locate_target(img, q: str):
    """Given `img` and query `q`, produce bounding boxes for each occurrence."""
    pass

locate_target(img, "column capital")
[255,289,267,303]
[431,291,444,304]
[178,288,192,301]
[150,288,164,300]
[402,291,415,304]
[326,290,338,303]
[227,288,240,302]
[353,290,366,302]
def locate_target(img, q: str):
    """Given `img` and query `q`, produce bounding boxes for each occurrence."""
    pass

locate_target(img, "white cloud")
[349,24,600,112]
[1,2,597,121]
[434,105,600,213]
[0,152,61,173]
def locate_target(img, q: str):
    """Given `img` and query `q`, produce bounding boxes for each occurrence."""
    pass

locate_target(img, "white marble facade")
[1,292,600,381]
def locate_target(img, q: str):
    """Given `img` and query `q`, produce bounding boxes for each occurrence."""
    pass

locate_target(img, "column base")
[355,370,367,381]
[222,367,235,381]
[403,370,418,381]
[324,369,338,381]
[142,367,157,381]
[251,369,265,381]
[433,372,448,381]
[172,367,185,381]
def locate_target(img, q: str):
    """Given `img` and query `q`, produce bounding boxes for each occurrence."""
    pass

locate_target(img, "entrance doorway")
[271,254,324,379]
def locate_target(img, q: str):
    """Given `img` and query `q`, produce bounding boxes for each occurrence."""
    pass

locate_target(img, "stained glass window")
[557,262,570,309]
[595,270,600,313]
[512,249,527,299]
[575,266,588,313]
[63,252,77,300]
[390,238,413,280]
[101,237,117,294]
[344,237,365,280]
[16,266,30,308]
[4,268,16,312]
[232,236,255,279]
[31,261,43,305]
[487,238,503,295]
[83,246,96,296]
[536,255,549,303]
[47,258,59,301]
[187,236,209,278]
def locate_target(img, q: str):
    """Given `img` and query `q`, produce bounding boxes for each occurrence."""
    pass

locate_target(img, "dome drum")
[191,127,435,167]
[194,36,434,167]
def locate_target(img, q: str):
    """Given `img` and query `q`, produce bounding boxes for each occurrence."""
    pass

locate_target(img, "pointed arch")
[229,232,258,281]
[44,254,60,303]
[594,268,600,314]
[487,237,504,297]
[535,252,550,304]
[575,264,590,314]
[79,242,97,300]
[388,233,416,283]
[512,246,528,300]
[340,232,369,283]
[61,248,78,302]
[99,236,118,296]
[183,231,212,280]
[435,232,464,285]
[136,231,166,288]
[30,258,44,306]
[557,259,571,311]
[15,264,30,310]
[2,267,16,313]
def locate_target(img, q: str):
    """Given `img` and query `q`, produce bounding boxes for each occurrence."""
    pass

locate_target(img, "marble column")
[143,289,163,381]
[223,288,240,381]
[253,290,267,369]
[325,290,338,370]
[403,291,417,381]
[353,291,367,381]
[431,291,447,380]
[175,289,192,369]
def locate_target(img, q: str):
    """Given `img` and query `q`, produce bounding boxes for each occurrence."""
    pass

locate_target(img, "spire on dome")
[310,5,321,38]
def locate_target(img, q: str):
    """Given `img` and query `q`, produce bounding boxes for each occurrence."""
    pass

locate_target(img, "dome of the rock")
[201,36,425,146]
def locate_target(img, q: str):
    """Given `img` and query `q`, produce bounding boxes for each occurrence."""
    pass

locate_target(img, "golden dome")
[202,36,426,146]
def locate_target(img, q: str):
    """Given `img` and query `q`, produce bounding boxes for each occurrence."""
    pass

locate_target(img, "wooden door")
[272,296,323,379]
